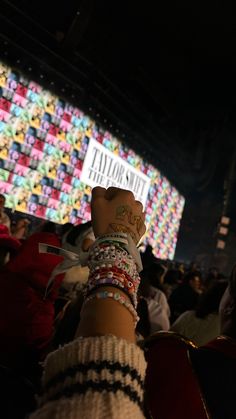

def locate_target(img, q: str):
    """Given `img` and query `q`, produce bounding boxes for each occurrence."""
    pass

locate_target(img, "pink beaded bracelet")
[82,290,139,326]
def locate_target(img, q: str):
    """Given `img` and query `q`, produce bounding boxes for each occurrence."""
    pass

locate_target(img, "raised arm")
[31,187,147,419]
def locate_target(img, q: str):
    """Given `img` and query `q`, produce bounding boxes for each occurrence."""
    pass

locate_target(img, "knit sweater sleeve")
[30,335,147,419]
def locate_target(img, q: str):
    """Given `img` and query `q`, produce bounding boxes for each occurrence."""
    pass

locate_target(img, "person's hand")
[91,187,146,244]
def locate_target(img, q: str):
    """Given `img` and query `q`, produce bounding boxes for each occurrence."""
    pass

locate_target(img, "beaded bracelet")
[89,244,138,278]
[89,259,139,280]
[86,240,141,309]
[82,290,139,326]
[93,233,143,273]
[88,267,140,289]
[96,235,128,247]
[86,276,137,307]
[85,283,133,304]
[87,255,140,306]
[87,268,139,307]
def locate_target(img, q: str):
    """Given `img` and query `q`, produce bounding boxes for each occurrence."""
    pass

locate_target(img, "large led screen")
[0,61,185,259]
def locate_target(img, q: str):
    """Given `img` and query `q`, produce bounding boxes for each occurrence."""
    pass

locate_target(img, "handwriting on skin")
[116,205,143,234]
[109,205,143,243]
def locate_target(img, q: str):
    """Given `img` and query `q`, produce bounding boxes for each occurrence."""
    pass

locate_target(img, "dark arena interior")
[0,1,236,418]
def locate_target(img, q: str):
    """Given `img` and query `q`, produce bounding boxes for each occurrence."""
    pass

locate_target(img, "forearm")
[31,188,147,418]
[76,233,141,338]
[76,286,136,343]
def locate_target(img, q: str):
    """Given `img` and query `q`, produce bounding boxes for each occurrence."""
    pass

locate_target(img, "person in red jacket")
[0,230,64,378]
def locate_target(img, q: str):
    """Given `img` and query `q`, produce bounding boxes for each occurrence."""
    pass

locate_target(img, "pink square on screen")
[0,110,10,122]
[61,183,72,194]
[31,148,44,160]
[73,168,81,178]
[48,198,58,209]
[0,181,12,194]
[13,94,27,107]
[45,133,57,145]
[14,164,29,176]
[60,119,72,132]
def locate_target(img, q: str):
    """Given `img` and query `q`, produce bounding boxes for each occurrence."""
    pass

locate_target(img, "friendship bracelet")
[89,258,138,278]
[96,237,129,247]
[82,290,139,326]
[86,276,137,306]
[89,243,129,259]
[87,259,140,305]
[90,233,143,272]
[89,244,138,277]
[85,283,134,305]
[95,233,129,245]
[86,279,137,308]
[87,268,140,306]
[89,267,140,288]
[86,240,141,310]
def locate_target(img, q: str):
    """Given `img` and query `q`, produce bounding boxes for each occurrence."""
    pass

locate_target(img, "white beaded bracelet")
[90,233,143,272]
[82,290,139,326]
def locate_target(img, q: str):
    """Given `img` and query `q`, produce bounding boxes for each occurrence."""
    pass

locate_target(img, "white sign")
[80,138,151,207]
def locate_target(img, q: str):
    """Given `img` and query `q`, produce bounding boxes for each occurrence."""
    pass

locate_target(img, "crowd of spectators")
[0,190,234,418]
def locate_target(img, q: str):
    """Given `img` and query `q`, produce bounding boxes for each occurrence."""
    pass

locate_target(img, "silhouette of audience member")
[141,244,156,268]
[139,265,170,333]
[171,280,228,345]
[169,271,201,323]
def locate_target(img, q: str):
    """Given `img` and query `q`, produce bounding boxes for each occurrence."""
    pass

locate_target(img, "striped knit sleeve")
[30,335,147,419]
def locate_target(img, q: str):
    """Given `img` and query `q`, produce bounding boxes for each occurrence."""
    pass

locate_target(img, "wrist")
[81,285,139,328]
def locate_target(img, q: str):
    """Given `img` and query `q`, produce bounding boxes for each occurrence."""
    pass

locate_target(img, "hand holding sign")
[91,186,146,244]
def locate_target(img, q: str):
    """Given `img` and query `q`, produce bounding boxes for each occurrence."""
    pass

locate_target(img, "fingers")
[104,187,120,200]
[135,200,143,213]
[92,186,106,199]
[105,187,135,201]
[105,187,143,209]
